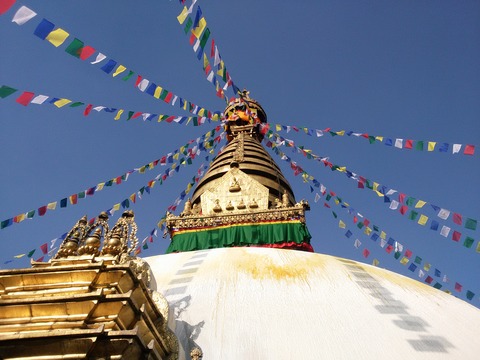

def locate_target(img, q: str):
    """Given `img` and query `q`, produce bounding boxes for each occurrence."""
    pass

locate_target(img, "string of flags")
[268,123,476,156]
[2,129,225,266]
[263,130,478,251]
[135,136,224,256]
[1,2,220,118]
[176,1,240,100]
[0,126,223,230]
[0,85,223,124]
[266,140,477,302]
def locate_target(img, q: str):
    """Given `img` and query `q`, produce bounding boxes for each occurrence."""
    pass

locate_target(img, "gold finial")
[102,210,138,257]
[78,212,109,257]
[55,215,90,258]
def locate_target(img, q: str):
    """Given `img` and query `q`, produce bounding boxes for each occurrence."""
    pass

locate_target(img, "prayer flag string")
[0,85,223,124]
[3,4,220,118]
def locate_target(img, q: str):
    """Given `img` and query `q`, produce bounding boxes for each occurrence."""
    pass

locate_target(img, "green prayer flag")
[127,111,135,120]
[414,256,422,265]
[373,225,379,232]
[27,249,36,258]
[184,17,193,34]
[433,282,442,289]
[325,194,331,201]
[394,251,401,259]
[69,102,84,107]
[0,85,17,98]
[406,197,416,206]
[78,191,85,199]
[65,38,84,58]
[329,131,337,137]
[159,89,168,100]
[199,28,210,49]
[142,243,149,250]
[465,218,477,230]
[466,290,475,300]
[415,141,424,151]
[368,136,375,144]
[463,236,474,248]
[332,211,337,218]
[408,210,418,221]
[365,180,373,189]
[357,222,364,229]
[27,210,35,218]
[122,70,134,81]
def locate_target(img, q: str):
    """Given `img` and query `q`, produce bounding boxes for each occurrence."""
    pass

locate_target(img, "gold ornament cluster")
[56,210,139,260]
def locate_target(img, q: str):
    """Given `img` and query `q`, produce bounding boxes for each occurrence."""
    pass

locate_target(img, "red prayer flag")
[69,194,78,204]
[399,205,408,215]
[35,256,45,262]
[452,230,461,242]
[405,139,413,149]
[164,92,173,103]
[385,245,393,254]
[189,32,196,45]
[210,39,215,57]
[454,282,462,292]
[38,206,47,216]
[84,104,93,116]
[79,46,96,60]
[363,249,370,258]
[464,144,475,155]
[363,219,370,227]
[16,91,35,106]
[132,112,142,119]
[0,0,16,15]
[453,213,462,225]
[425,276,434,284]
[135,75,142,87]
[40,243,48,254]
[398,193,406,203]
[404,249,413,258]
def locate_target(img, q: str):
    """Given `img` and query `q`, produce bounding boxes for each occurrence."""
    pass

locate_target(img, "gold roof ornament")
[55,215,89,258]
[77,212,109,256]
[102,210,138,258]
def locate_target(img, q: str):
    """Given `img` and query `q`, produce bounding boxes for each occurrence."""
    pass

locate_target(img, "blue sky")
[0,0,479,305]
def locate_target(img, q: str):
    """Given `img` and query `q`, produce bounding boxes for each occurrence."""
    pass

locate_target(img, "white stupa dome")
[146,247,480,360]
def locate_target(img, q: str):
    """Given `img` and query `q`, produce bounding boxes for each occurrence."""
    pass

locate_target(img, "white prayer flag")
[12,6,37,25]
[394,138,403,148]
[440,225,451,237]
[452,144,461,154]
[31,95,49,104]
[438,208,450,220]
[389,200,399,210]
[91,53,106,64]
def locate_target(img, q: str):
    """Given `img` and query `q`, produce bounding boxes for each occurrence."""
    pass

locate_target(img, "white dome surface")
[145,247,480,360]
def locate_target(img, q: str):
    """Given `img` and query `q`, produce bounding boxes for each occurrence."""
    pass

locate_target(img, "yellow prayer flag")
[373,182,379,191]
[203,53,209,69]
[400,257,409,265]
[173,153,180,160]
[337,167,346,172]
[16,213,26,223]
[154,86,162,99]
[428,142,436,151]
[177,6,189,24]
[444,290,452,295]
[374,190,384,197]
[275,124,281,132]
[380,231,386,240]
[54,98,71,108]
[415,200,426,208]
[334,198,340,205]
[47,202,57,210]
[364,227,372,235]
[338,220,346,229]
[192,17,207,38]
[114,109,124,120]
[96,183,105,191]
[139,166,146,174]
[112,65,127,77]
[14,254,26,259]
[46,28,70,47]
[418,214,428,225]
[424,263,431,271]
[113,203,121,211]
[336,130,345,136]
[375,136,383,141]
[476,241,480,253]
[372,259,380,266]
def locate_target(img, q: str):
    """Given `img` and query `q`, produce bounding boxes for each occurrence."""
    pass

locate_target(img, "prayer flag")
[90,53,106,64]
[372,259,379,266]
[79,45,95,60]
[192,17,206,38]
[65,38,83,57]
[0,85,17,98]
[452,230,461,242]
[177,6,189,24]
[363,249,370,258]
[415,141,424,151]
[404,139,413,149]
[452,144,461,154]
[415,200,426,208]
[418,214,428,225]
[430,220,439,231]
[338,220,346,229]
[465,218,477,230]
[16,91,35,106]
[54,98,71,108]
[408,263,417,272]
[439,143,449,152]
[200,28,210,49]
[394,138,403,148]
[424,263,431,271]
[414,256,422,265]
[400,257,409,265]
[425,276,433,284]
[193,6,202,28]
[466,290,475,300]
[101,59,117,74]
[113,65,127,77]
[437,208,450,220]
[40,243,48,254]
[0,0,16,15]
[428,142,436,151]
[453,213,462,225]
[46,28,70,47]
[454,282,462,292]
[440,225,451,237]
[464,144,475,155]
[12,6,37,25]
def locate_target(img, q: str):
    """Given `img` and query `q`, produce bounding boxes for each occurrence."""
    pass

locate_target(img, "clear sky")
[0,0,479,306]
